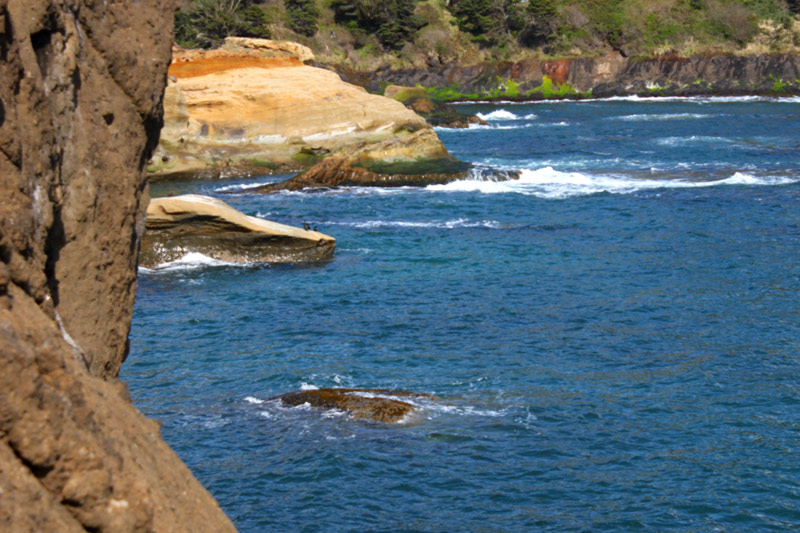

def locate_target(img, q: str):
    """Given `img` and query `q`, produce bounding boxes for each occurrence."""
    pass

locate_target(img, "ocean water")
[126,97,800,531]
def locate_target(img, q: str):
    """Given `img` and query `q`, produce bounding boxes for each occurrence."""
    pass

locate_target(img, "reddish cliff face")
[0,0,235,530]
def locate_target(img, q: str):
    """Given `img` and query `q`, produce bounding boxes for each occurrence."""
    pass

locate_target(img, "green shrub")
[331,0,423,49]
[285,0,320,36]
[175,0,272,49]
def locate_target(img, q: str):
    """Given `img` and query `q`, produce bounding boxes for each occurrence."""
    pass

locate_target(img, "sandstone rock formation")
[272,389,436,423]
[150,37,449,179]
[141,195,335,267]
[0,0,234,530]
[247,129,519,192]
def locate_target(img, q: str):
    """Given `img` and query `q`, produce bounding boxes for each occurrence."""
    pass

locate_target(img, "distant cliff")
[0,0,234,530]
[334,51,800,100]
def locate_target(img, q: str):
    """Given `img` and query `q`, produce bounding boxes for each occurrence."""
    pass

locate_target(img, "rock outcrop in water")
[141,195,335,266]
[246,129,519,192]
[150,37,451,179]
[0,0,234,530]
[384,85,486,128]
[273,389,435,423]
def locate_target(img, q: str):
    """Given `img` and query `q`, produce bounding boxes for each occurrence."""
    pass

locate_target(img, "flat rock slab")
[272,388,437,423]
[141,194,335,267]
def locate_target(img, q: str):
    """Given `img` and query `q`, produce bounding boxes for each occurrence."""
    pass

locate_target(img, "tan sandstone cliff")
[0,0,234,530]
[148,37,449,179]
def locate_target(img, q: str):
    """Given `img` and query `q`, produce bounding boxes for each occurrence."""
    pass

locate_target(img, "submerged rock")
[384,85,487,128]
[273,388,436,423]
[245,129,519,192]
[141,195,335,267]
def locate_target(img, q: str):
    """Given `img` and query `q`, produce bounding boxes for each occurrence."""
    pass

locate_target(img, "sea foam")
[476,109,518,121]
[324,218,503,230]
[427,167,799,199]
[138,252,241,273]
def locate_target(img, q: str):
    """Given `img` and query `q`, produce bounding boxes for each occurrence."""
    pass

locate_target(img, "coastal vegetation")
[175,0,800,64]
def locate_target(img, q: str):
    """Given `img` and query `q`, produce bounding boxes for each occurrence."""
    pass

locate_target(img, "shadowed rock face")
[0,0,235,530]
[141,195,335,266]
[336,52,800,99]
[273,389,436,423]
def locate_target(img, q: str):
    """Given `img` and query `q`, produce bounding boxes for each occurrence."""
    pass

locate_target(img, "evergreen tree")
[519,0,557,47]
[331,0,422,49]
[285,0,320,36]
[174,0,272,49]
[452,0,494,36]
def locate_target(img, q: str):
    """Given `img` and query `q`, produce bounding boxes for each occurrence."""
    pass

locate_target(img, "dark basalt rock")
[333,52,800,100]
[272,388,437,423]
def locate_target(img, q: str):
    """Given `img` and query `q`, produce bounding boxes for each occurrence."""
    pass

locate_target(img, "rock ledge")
[141,195,335,266]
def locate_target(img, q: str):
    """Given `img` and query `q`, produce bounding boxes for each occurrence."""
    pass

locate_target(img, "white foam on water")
[476,109,518,121]
[300,382,319,391]
[581,95,800,104]
[321,409,348,419]
[614,113,712,121]
[274,185,417,197]
[138,252,240,273]
[326,218,503,230]
[523,113,539,119]
[258,411,274,419]
[213,180,279,193]
[656,135,731,146]
[455,95,800,105]
[425,403,506,418]
[244,396,265,405]
[427,167,799,199]
[436,122,535,133]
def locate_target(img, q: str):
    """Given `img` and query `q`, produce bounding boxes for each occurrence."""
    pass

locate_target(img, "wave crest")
[427,167,798,199]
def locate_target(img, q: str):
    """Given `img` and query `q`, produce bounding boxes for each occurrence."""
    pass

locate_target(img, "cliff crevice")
[0,0,236,530]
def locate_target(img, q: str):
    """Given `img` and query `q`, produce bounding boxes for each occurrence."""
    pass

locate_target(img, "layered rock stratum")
[0,0,234,530]
[141,195,335,267]
[150,37,450,179]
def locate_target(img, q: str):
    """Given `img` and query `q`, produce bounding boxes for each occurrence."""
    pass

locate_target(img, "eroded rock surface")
[0,0,235,530]
[142,195,335,266]
[273,389,436,423]
[150,37,446,179]
[248,129,519,192]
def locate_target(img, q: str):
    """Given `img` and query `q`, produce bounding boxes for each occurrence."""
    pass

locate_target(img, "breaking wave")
[427,167,799,199]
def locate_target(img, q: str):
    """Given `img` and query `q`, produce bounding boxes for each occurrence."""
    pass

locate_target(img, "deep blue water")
[126,97,800,531]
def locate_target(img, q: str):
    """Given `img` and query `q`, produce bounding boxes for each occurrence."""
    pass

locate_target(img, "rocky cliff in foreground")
[0,0,234,530]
